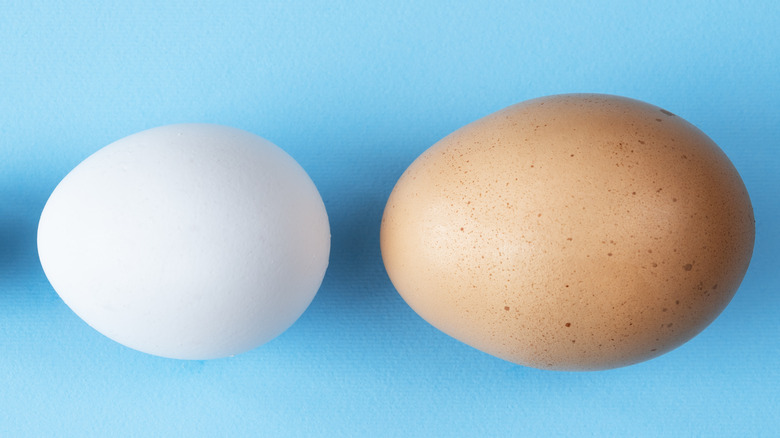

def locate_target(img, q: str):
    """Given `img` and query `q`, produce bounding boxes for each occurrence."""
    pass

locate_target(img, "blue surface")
[1,1,778,436]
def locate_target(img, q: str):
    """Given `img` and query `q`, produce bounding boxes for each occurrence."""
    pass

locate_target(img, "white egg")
[37,124,330,359]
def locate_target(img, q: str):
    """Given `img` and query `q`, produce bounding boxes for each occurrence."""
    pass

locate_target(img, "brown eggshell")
[380,94,755,371]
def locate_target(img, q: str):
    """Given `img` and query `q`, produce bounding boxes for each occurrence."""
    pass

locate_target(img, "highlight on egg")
[380,94,755,371]
[38,124,331,360]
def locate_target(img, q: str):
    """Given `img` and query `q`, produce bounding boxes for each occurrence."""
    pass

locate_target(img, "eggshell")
[380,94,755,371]
[38,124,330,359]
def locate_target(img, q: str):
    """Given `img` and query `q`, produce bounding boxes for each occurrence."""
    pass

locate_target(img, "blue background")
[1,1,778,436]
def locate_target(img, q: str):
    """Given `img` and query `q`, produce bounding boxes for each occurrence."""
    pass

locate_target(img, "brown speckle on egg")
[380,93,755,371]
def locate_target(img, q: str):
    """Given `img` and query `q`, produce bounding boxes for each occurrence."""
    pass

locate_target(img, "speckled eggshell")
[380,94,755,371]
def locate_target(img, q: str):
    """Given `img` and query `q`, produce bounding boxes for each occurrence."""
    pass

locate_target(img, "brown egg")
[380,94,755,371]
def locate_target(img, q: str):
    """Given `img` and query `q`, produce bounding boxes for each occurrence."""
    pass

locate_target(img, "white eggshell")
[38,124,330,359]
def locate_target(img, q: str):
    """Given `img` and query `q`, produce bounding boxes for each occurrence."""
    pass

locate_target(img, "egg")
[38,124,330,359]
[380,94,754,371]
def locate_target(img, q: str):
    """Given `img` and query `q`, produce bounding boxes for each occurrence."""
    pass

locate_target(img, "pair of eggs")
[38,94,755,370]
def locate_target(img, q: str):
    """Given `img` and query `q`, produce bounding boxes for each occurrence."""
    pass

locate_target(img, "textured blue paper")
[1,1,778,436]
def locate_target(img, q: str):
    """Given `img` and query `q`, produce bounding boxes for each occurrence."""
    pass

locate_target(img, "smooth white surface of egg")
[38,124,330,359]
